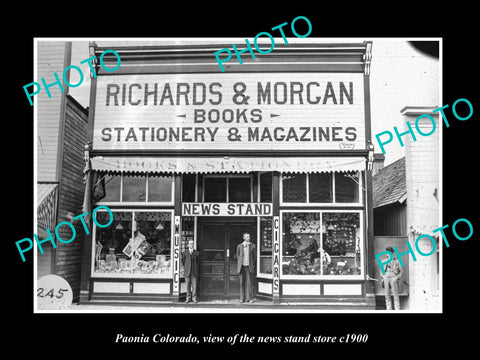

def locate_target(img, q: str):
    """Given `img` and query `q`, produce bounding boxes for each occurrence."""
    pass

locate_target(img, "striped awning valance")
[89,156,366,174]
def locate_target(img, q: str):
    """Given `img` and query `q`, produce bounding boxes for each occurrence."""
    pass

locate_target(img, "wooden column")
[172,174,182,299]
[272,171,280,303]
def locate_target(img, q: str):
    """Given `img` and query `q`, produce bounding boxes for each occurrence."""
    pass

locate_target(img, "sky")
[67,38,440,166]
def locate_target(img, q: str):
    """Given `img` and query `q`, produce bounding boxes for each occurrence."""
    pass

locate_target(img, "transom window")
[203,175,252,202]
[97,173,174,204]
[281,171,361,204]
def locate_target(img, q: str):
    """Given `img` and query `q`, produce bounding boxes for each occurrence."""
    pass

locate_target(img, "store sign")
[273,216,280,294]
[173,216,181,293]
[182,203,272,217]
[93,73,365,151]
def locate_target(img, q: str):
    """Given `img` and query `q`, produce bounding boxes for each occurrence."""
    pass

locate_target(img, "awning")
[90,156,366,174]
[37,183,58,237]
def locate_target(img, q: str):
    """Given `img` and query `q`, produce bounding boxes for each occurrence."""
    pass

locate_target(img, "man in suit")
[236,232,256,303]
[181,239,200,303]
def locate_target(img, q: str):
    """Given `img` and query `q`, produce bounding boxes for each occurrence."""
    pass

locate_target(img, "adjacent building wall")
[402,107,440,311]
[55,96,88,300]
[36,41,69,278]
[36,41,88,301]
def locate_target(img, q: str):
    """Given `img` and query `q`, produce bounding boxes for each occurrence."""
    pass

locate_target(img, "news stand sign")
[92,73,366,151]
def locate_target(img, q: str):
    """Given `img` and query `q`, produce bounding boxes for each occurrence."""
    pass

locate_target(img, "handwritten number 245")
[37,288,69,299]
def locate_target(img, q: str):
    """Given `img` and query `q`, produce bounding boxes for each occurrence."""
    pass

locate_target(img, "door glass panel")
[203,225,225,250]
[200,224,226,297]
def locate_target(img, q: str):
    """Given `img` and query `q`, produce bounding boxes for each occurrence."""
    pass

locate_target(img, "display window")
[281,171,362,205]
[180,216,196,278]
[92,209,173,278]
[259,216,273,276]
[321,212,362,275]
[96,173,174,205]
[281,211,363,278]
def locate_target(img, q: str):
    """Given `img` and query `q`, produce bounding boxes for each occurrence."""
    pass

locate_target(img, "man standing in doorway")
[237,232,256,303]
[382,246,404,310]
[182,239,200,303]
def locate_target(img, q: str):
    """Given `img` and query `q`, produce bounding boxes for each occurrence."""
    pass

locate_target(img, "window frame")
[181,173,198,202]
[202,174,253,203]
[257,215,274,279]
[257,171,273,203]
[279,209,364,280]
[280,171,363,207]
[91,208,175,279]
[95,173,175,206]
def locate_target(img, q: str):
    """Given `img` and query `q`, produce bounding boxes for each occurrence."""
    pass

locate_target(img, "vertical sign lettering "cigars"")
[273,216,280,294]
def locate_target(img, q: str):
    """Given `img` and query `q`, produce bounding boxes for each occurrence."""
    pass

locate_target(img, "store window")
[259,216,273,275]
[322,212,361,275]
[93,210,172,278]
[96,173,173,204]
[180,216,195,278]
[281,172,361,204]
[282,212,321,275]
[281,211,362,277]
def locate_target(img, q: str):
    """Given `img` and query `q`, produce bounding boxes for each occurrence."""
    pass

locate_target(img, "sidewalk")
[62,298,373,312]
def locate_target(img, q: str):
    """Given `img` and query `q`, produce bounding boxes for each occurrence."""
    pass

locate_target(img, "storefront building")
[79,41,375,308]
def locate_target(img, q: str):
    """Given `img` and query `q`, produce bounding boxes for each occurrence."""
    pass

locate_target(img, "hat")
[386,246,394,252]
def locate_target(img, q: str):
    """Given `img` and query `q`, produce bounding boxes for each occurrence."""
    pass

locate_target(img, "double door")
[199,219,256,299]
